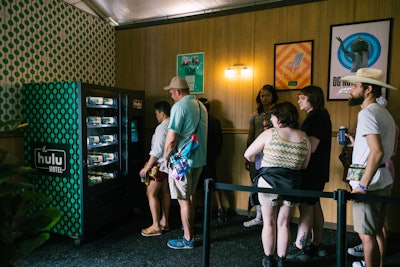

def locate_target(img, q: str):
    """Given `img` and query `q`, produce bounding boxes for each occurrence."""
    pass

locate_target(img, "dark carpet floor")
[14,201,400,267]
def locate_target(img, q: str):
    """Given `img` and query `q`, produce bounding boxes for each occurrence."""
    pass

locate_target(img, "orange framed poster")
[274,40,313,90]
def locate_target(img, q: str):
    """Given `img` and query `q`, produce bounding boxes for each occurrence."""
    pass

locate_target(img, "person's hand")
[139,168,148,179]
[163,157,169,169]
[337,132,354,147]
[351,185,367,195]
[346,133,355,147]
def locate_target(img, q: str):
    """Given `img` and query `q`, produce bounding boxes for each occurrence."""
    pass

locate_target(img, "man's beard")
[349,94,364,106]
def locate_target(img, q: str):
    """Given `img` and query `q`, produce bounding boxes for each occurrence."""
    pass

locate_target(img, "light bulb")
[225,67,235,78]
[241,66,251,77]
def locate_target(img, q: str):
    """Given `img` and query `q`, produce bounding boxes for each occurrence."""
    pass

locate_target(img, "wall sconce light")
[225,64,252,78]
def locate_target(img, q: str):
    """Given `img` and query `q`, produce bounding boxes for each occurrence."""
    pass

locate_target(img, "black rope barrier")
[201,179,400,267]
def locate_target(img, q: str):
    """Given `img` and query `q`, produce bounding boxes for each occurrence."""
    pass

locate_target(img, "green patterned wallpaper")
[23,81,82,237]
[0,0,115,123]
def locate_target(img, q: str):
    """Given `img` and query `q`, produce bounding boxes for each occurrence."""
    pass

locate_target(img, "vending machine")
[23,81,146,243]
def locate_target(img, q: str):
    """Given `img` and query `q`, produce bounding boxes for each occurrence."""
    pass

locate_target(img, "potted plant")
[0,119,61,266]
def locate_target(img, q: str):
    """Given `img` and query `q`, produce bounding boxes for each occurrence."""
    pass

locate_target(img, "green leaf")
[0,165,36,179]
[0,118,60,265]
[0,118,28,138]
[18,208,61,233]
[15,191,53,218]
[12,232,50,264]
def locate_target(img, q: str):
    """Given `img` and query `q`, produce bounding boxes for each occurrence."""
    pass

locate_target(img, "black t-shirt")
[301,108,332,183]
[200,114,223,180]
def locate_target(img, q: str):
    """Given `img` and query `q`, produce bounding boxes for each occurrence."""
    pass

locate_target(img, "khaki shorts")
[169,167,202,200]
[257,178,299,207]
[352,185,390,236]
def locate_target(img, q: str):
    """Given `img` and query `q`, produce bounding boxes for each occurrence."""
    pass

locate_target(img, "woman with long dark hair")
[244,84,278,227]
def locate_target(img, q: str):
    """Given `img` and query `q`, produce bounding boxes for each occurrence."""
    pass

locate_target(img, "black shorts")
[300,177,326,205]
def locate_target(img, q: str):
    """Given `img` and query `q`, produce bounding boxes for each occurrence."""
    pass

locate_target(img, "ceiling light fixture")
[108,17,119,27]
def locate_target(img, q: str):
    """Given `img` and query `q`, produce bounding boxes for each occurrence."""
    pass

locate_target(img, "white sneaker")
[352,260,366,267]
[243,217,263,227]
[348,244,364,257]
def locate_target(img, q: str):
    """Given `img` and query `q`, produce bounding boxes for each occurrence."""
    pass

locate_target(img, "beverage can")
[102,152,116,161]
[87,116,101,125]
[102,172,115,180]
[140,175,150,185]
[88,154,103,164]
[101,134,114,143]
[101,117,115,124]
[88,176,102,185]
[88,135,100,145]
[338,126,349,145]
[103,98,114,105]
[87,97,104,105]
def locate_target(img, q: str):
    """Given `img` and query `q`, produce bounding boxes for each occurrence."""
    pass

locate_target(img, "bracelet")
[358,184,368,191]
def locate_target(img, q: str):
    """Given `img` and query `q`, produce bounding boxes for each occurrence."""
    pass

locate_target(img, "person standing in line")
[162,76,207,249]
[139,101,171,236]
[195,97,227,224]
[347,96,399,259]
[244,102,311,267]
[340,68,397,267]
[244,84,278,228]
[287,86,332,260]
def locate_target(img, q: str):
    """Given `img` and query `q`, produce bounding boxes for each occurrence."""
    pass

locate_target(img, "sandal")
[160,225,170,232]
[141,226,162,237]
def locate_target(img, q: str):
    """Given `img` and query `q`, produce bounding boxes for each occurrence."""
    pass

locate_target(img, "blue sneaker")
[167,237,194,249]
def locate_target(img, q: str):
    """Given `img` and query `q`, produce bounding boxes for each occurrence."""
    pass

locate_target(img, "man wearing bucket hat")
[340,68,397,267]
[162,76,208,249]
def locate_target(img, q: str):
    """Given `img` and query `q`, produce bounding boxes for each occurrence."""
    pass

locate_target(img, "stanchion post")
[336,189,348,267]
[202,178,214,267]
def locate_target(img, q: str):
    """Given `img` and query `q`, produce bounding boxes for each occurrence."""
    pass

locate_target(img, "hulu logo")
[34,146,67,174]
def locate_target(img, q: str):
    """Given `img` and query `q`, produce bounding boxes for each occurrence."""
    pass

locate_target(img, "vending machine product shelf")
[23,82,146,243]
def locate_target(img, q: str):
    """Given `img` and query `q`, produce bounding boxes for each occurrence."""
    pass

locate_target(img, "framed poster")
[177,52,204,94]
[327,19,392,100]
[274,40,313,90]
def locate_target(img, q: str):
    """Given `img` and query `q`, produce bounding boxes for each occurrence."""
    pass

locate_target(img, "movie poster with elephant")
[328,19,392,100]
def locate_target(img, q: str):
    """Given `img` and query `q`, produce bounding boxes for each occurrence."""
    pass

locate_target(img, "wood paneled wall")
[115,0,400,231]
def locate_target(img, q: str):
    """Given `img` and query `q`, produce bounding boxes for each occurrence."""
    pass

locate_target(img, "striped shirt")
[262,128,308,170]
